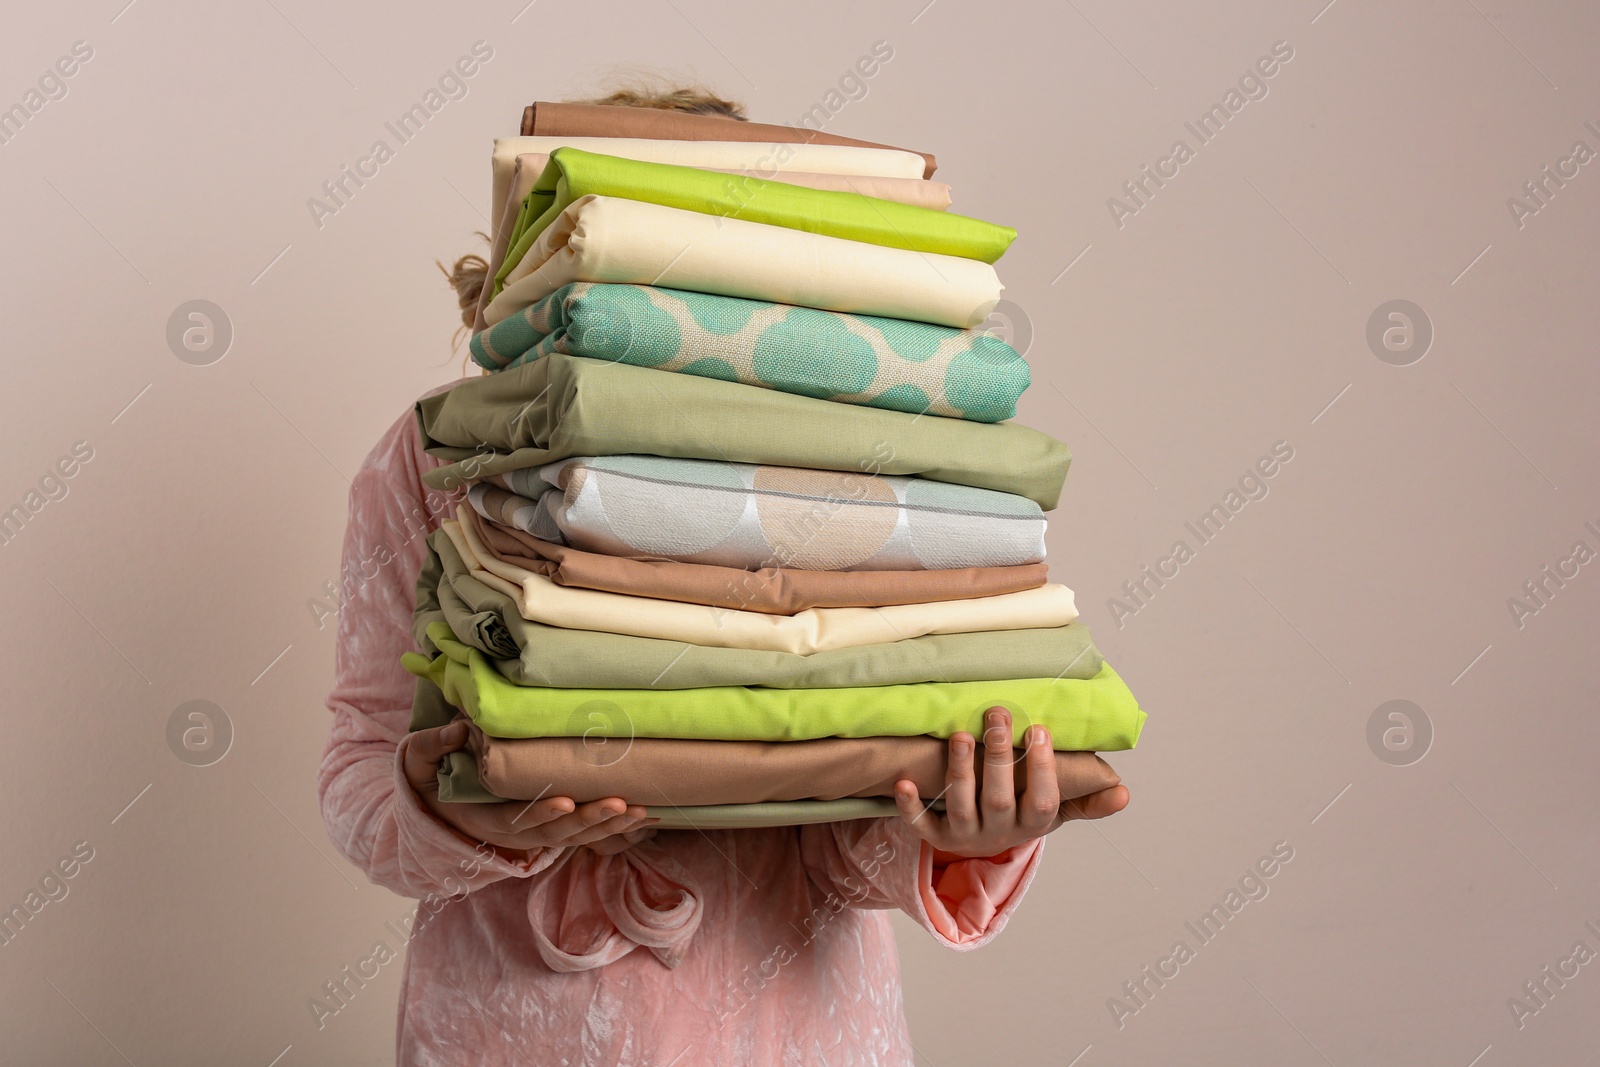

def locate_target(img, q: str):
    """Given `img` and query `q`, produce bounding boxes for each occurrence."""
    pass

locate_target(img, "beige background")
[2,0,1596,1063]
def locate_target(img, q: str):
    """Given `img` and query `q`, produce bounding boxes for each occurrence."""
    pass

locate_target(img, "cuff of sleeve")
[916,833,1047,948]
[391,733,565,890]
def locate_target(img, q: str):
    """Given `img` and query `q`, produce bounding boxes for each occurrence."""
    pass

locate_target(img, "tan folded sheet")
[520,101,938,178]
[482,196,1003,330]
[467,725,1122,805]
[437,750,909,827]
[466,506,1049,614]
[447,513,1078,654]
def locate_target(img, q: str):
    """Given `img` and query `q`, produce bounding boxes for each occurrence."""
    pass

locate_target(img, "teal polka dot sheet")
[468,282,1030,423]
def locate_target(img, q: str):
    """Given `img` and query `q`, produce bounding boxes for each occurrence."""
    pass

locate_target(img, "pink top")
[319,383,1045,1066]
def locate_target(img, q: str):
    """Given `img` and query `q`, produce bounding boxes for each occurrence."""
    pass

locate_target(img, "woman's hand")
[402,721,659,861]
[893,706,1130,859]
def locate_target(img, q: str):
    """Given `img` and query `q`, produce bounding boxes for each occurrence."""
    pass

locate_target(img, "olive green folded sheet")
[416,354,1072,510]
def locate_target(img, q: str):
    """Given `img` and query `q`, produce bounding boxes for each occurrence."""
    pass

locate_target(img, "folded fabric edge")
[406,639,1143,753]
[436,750,922,827]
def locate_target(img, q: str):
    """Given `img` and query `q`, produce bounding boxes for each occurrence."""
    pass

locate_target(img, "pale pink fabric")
[319,381,1045,1066]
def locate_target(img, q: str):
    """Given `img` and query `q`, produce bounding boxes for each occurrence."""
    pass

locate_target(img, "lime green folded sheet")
[492,148,1016,296]
[401,626,1146,752]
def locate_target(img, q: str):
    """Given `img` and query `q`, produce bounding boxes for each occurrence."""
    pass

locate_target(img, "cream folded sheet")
[482,196,1003,330]
[445,513,1078,655]
[478,142,949,329]
[505,156,950,213]
[478,156,953,330]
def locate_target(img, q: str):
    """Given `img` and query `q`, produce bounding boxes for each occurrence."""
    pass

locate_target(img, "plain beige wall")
[2,0,1596,1063]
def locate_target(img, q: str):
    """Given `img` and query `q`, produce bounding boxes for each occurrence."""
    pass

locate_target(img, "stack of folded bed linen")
[401,102,1146,830]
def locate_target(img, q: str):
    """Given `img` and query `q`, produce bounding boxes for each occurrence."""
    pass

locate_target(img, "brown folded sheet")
[467,507,1050,614]
[468,725,1121,806]
[520,101,938,179]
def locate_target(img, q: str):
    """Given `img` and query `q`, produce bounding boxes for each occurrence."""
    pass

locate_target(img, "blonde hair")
[438,82,748,362]
[576,83,747,120]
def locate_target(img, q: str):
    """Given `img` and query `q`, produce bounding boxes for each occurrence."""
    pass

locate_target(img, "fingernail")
[953,738,971,756]
[1030,725,1048,746]
[987,709,1005,727]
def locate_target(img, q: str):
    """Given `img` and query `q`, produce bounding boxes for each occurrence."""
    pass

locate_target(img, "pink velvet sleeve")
[798,817,1045,948]
[318,397,567,899]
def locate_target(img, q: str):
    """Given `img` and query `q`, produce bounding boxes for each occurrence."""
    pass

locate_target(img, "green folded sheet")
[400,625,1146,751]
[493,148,1016,297]
[417,354,1072,510]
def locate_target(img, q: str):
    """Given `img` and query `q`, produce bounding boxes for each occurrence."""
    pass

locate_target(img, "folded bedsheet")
[417,354,1071,510]
[470,283,1027,422]
[505,156,950,214]
[410,686,918,827]
[488,136,930,246]
[413,681,1130,827]
[518,101,938,178]
[481,138,939,330]
[415,529,1103,689]
[482,197,1003,330]
[463,726,1123,805]
[463,506,1051,614]
[499,154,947,241]
[494,149,1011,296]
[436,750,907,828]
[400,623,1147,749]
[480,164,953,330]
[470,454,1046,571]
[445,515,1077,654]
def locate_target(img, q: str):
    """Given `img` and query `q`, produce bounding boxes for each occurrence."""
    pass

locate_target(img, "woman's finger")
[893,779,944,843]
[502,796,578,829]
[1061,784,1130,822]
[400,721,469,790]
[942,732,979,836]
[1017,726,1061,834]
[584,825,659,856]
[528,797,631,841]
[979,707,1017,822]
[557,810,651,848]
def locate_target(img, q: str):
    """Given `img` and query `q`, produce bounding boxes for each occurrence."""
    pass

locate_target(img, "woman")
[320,83,1129,1066]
